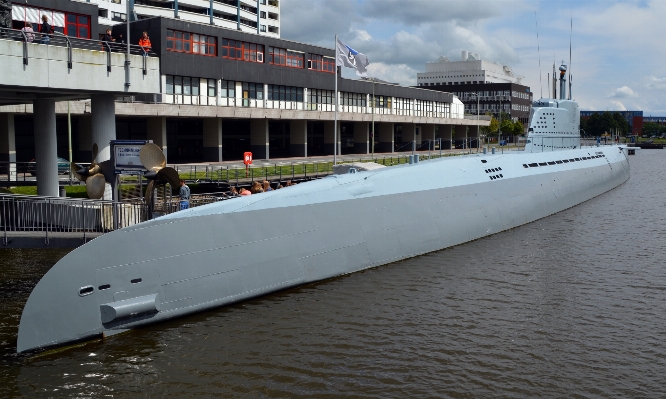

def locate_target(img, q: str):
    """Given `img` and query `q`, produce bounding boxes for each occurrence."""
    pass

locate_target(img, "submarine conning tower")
[559,64,567,100]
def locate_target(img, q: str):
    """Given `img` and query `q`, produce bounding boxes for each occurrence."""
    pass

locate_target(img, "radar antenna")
[535,12,543,98]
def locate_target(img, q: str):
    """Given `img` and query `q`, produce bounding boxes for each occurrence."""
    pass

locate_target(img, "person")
[21,22,34,43]
[250,181,263,194]
[262,180,272,192]
[39,15,51,44]
[179,179,190,210]
[240,188,251,196]
[229,186,238,196]
[101,29,115,51]
[138,31,151,55]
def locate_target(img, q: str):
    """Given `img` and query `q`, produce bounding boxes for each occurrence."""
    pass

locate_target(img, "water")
[1,150,665,398]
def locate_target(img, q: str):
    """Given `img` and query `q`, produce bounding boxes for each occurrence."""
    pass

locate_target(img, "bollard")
[483,147,487,154]
[492,147,496,154]
[60,187,67,198]
[414,154,419,163]
[408,155,414,164]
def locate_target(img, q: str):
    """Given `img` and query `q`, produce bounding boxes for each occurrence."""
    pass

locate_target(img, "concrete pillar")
[455,125,467,149]
[33,99,59,197]
[203,118,223,162]
[353,121,369,154]
[91,94,116,162]
[289,119,307,157]
[422,124,435,151]
[147,116,167,160]
[0,114,16,181]
[323,120,341,156]
[250,119,269,160]
[376,122,394,153]
[78,115,92,162]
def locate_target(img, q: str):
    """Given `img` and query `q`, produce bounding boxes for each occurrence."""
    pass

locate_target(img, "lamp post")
[371,78,375,159]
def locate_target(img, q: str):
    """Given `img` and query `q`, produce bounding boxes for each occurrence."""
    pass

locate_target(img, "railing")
[0,28,157,68]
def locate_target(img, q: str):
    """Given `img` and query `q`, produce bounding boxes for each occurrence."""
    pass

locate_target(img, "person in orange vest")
[138,31,151,56]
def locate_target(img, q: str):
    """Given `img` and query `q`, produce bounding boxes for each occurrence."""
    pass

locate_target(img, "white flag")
[336,38,370,77]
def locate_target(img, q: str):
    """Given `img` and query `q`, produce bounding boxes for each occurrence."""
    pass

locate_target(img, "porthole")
[498,167,502,171]
[131,278,142,284]
[499,174,503,178]
[99,284,111,291]
[79,286,94,297]
[481,160,487,163]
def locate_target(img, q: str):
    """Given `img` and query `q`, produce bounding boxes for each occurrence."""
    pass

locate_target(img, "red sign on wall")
[243,152,253,165]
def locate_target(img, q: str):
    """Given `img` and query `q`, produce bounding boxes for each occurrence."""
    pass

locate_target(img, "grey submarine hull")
[17,147,630,353]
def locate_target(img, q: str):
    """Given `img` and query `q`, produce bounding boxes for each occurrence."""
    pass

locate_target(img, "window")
[221,80,236,98]
[66,14,89,39]
[341,92,366,107]
[308,54,335,73]
[268,47,304,68]
[260,25,266,32]
[242,82,263,100]
[260,11,266,18]
[167,29,217,56]
[220,39,263,62]
[208,79,216,97]
[268,85,303,102]
[308,89,334,104]
[165,75,203,96]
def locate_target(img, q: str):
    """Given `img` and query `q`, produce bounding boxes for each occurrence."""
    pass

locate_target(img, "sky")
[281,0,666,115]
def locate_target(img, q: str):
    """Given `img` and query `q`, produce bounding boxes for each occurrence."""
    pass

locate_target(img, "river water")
[1,150,665,398]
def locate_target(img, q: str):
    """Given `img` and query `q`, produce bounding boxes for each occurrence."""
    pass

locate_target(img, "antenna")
[568,14,572,100]
[535,12,543,98]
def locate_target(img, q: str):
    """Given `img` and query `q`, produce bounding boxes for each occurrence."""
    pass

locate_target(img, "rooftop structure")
[417,51,520,87]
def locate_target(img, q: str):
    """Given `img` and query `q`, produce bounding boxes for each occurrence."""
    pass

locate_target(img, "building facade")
[580,110,643,136]
[417,51,519,86]
[1,9,487,166]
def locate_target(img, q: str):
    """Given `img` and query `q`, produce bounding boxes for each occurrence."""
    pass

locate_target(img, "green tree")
[499,118,513,138]
[483,116,499,138]
[512,120,524,136]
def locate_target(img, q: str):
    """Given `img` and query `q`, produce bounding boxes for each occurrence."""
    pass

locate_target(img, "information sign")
[111,140,152,174]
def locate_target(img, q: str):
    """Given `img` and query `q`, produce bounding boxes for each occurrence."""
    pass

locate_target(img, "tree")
[482,115,499,139]
[499,118,513,138]
[512,120,524,136]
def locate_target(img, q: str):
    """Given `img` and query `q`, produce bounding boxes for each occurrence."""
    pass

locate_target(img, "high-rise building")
[90,0,281,39]
[417,51,519,87]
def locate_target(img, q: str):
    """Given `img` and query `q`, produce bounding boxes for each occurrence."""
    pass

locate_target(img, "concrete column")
[91,94,116,162]
[33,99,59,197]
[353,121,369,154]
[289,119,307,157]
[422,124,435,151]
[439,124,453,150]
[376,122,394,153]
[203,118,223,162]
[323,120,341,155]
[147,116,167,161]
[78,115,92,162]
[468,124,480,149]
[455,125,467,149]
[250,119,269,160]
[0,114,16,181]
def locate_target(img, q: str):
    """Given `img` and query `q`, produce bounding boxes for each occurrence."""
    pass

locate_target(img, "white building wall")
[417,52,518,86]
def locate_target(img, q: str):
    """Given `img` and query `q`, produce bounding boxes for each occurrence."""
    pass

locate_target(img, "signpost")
[244,152,252,177]
[110,140,152,229]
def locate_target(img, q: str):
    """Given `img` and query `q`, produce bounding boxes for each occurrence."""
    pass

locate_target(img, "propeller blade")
[143,171,158,181]
[145,180,155,208]
[139,143,166,172]
[157,167,181,191]
[91,143,98,166]
[86,174,106,199]
[97,160,115,185]
[71,162,87,182]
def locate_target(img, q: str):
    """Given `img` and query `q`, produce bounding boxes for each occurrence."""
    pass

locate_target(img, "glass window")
[183,77,191,95]
[174,76,182,95]
[208,79,216,97]
[166,75,174,94]
[192,78,200,96]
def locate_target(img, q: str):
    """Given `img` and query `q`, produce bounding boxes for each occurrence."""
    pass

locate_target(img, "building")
[580,110,643,136]
[416,52,532,130]
[1,4,488,168]
[9,0,281,39]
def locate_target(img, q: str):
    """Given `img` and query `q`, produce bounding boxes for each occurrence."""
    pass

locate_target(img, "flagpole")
[334,33,338,165]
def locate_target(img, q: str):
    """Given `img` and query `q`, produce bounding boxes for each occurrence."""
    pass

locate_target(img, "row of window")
[164,78,449,114]
[165,29,333,73]
[523,154,604,169]
[167,30,217,56]
[165,76,217,97]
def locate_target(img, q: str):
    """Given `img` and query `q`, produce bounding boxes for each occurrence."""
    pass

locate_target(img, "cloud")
[608,100,627,111]
[361,0,509,25]
[609,86,637,98]
[645,76,666,90]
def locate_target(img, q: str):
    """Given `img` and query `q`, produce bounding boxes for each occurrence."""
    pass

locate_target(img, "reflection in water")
[2,151,666,397]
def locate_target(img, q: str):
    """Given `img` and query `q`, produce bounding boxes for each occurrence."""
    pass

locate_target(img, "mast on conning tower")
[559,63,567,100]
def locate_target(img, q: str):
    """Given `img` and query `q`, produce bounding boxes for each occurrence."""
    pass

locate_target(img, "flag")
[336,38,369,77]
